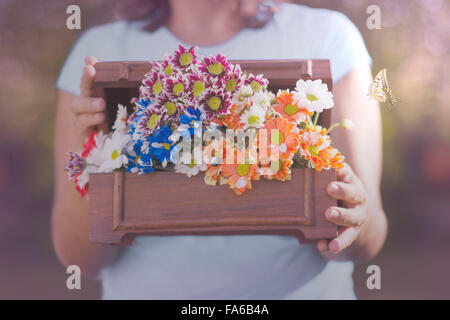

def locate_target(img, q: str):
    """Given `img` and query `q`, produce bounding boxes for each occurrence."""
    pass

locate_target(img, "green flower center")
[164,64,173,75]
[179,52,193,66]
[173,82,184,96]
[307,93,318,102]
[250,80,261,92]
[207,96,221,111]
[152,80,162,95]
[225,78,237,92]
[208,63,224,75]
[309,145,319,156]
[163,143,171,150]
[248,115,260,125]
[192,81,205,97]
[189,159,197,168]
[147,114,160,129]
[164,101,177,116]
[237,164,250,176]
[111,150,119,160]
[270,131,284,145]
[284,104,299,115]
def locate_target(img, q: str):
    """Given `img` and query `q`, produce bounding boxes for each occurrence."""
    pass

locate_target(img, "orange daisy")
[260,158,293,181]
[214,104,246,129]
[260,117,300,160]
[273,90,312,124]
[299,125,344,171]
[221,151,260,195]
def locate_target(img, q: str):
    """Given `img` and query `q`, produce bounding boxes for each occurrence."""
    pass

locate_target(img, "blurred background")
[0,0,449,299]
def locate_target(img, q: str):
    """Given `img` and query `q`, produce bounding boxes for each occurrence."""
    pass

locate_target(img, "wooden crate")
[90,60,338,245]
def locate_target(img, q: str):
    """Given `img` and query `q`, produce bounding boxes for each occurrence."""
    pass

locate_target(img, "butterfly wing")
[368,69,399,105]
[368,69,387,102]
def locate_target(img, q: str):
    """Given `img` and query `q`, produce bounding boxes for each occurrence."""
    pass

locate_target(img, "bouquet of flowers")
[65,45,352,196]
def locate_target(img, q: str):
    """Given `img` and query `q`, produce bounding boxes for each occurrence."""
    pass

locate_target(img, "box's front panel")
[116,169,314,231]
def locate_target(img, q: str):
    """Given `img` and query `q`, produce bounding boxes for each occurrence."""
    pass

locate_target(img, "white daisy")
[294,79,334,113]
[250,92,272,110]
[340,118,355,130]
[112,104,128,133]
[98,132,130,172]
[240,104,266,129]
[233,85,253,103]
[174,157,207,178]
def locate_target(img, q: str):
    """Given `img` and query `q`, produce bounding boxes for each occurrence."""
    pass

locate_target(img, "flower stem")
[326,123,339,135]
[313,112,320,126]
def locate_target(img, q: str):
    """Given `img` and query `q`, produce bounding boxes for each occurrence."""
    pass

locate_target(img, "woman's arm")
[52,57,119,278]
[317,63,388,261]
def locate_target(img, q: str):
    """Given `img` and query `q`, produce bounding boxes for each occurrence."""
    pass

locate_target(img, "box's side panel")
[89,173,126,244]
[296,169,338,240]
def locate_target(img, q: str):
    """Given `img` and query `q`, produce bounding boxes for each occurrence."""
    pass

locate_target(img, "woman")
[52,0,387,299]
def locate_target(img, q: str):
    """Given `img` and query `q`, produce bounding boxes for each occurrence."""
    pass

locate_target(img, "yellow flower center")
[207,96,221,111]
[250,80,261,92]
[164,101,177,115]
[163,143,171,150]
[147,114,160,128]
[111,150,119,160]
[207,63,224,75]
[307,93,318,102]
[179,52,193,66]
[270,130,284,145]
[309,145,319,156]
[248,115,260,125]
[237,164,250,176]
[192,81,205,97]
[284,104,299,115]
[173,82,184,96]
[225,78,237,92]
[164,64,173,75]
[152,80,162,95]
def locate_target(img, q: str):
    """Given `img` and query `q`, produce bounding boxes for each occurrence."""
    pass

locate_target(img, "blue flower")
[179,107,203,137]
[135,98,152,109]
[126,140,154,174]
[149,125,173,167]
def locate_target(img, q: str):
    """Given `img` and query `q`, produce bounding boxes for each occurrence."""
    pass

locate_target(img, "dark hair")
[116,0,277,32]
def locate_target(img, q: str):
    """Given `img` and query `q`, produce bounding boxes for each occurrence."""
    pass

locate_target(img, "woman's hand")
[71,56,108,148]
[316,164,369,259]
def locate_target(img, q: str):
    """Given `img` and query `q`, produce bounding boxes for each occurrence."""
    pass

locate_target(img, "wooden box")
[90,60,338,245]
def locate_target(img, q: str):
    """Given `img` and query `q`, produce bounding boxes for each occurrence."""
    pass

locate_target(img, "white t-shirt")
[57,3,371,299]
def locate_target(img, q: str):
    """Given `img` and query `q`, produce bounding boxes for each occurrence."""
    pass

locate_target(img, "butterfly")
[368,69,399,106]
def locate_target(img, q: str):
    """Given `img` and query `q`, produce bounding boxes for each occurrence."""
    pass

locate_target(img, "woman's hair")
[116,0,277,31]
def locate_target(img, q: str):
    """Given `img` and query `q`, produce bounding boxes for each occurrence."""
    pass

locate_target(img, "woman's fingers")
[328,227,359,254]
[336,163,355,183]
[325,206,365,227]
[75,112,105,129]
[85,55,99,66]
[80,64,97,97]
[327,181,365,204]
[71,97,105,115]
